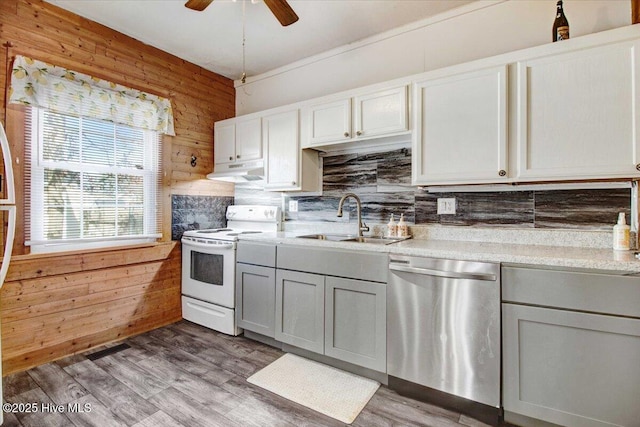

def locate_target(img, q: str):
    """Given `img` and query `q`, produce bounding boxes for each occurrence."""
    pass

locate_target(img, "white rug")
[247,353,380,424]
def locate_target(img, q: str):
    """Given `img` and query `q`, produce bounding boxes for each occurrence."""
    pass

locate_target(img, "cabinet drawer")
[237,241,276,267]
[277,245,387,283]
[502,265,640,318]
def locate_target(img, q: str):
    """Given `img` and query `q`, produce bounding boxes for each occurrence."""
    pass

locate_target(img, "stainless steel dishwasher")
[387,255,501,423]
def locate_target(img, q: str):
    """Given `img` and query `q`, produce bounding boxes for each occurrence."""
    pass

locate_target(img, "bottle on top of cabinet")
[613,212,630,251]
[552,0,570,42]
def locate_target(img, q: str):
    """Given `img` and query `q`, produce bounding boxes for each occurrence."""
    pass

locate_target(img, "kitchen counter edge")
[237,232,640,274]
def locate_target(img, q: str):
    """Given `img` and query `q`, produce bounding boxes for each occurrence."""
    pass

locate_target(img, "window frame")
[27,107,162,254]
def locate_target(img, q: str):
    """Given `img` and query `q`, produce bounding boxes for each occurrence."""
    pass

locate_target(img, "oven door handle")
[181,240,235,251]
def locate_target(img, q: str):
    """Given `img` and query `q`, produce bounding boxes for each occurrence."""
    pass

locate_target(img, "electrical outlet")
[289,200,298,212]
[437,198,456,215]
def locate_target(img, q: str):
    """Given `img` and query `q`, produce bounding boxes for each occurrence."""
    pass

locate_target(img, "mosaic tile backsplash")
[171,195,234,240]
[235,148,631,231]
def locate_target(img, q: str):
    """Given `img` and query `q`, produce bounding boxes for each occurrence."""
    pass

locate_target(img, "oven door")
[181,238,236,309]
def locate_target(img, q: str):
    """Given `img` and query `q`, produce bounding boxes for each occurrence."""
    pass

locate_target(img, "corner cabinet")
[214,117,262,167]
[412,66,508,185]
[262,109,321,192]
[516,39,640,181]
[301,85,410,150]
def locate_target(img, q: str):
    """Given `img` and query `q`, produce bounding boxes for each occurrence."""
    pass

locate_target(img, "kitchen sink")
[296,234,409,245]
[296,233,356,241]
[342,236,408,244]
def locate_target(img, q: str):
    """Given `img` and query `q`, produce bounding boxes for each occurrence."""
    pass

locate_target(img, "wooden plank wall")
[0,0,236,374]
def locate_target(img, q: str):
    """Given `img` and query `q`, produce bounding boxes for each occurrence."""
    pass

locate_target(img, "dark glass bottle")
[553,0,570,42]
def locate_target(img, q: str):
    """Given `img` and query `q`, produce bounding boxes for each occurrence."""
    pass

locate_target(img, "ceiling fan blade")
[263,0,299,26]
[185,0,214,12]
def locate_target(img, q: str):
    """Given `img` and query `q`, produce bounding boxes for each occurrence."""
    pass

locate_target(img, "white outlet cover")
[289,200,298,212]
[437,198,456,215]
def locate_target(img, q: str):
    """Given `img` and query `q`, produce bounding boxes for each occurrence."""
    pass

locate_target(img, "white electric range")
[181,205,282,335]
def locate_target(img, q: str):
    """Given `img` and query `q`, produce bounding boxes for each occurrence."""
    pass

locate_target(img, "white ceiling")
[44,0,475,81]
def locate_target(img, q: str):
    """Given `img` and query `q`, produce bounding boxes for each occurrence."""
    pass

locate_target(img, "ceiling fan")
[185,0,299,26]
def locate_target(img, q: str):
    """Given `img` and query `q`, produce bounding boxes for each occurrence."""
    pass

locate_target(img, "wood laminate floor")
[2,321,491,427]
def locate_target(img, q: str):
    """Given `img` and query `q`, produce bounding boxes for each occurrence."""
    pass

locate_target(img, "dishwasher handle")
[389,262,497,282]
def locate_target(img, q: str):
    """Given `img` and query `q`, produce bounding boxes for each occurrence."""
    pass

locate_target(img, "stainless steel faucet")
[336,193,369,237]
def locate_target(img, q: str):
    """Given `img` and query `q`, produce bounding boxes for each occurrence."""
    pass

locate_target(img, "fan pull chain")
[241,0,247,84]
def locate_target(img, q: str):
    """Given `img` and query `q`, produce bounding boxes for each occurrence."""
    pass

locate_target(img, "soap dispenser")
[613,212,630,251]
[387,214,397,237]
[397,214,408,237]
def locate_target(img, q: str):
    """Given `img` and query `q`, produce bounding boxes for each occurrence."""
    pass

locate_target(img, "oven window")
[190,251,224,286]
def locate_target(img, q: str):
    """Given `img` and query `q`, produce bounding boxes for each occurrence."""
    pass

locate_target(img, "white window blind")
[26,107,162,252]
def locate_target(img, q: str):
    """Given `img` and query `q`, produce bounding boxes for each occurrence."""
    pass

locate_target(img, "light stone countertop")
[238,232,640,274]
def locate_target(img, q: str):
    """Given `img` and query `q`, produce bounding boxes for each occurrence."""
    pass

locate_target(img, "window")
[27,108,162,253]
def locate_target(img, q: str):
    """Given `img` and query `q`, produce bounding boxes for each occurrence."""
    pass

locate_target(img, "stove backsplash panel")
[171,195,234,240]
[234,148,631,230]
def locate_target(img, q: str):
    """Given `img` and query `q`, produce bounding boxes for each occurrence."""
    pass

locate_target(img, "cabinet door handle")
[237,155,241,159]
[291,181,296,186]
[344,132,350,137]
[356,130,363,136]
[229,156,233,161]
[498,169,506,177]
[636,164,640,171]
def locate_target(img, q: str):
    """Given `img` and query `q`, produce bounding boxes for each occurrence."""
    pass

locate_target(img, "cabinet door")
[413,66,508,185]
[517,40,640,180]
[236,263,275,338]
[503,303,640,427]
[354,86,408,140]
[275,270,325,353]
[214,122,235,165]
[263,110,300,191]
[303,98,351,147]
[235,117,262,162]
[324,277,386,372]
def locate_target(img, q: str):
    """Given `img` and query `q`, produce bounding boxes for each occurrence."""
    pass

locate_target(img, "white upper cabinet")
[302,85,409,150]
[410,26,640,186]
[213,122,236,165]
[413,66,508,185]
[305,98,352,145]
[354,86,408,139]
[213,117,262,166]
[516,39,640,181]
[235,118,262,162]
[263,109,321,192]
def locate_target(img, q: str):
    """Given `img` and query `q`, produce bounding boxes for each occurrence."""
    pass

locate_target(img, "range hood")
[206,159,265,183]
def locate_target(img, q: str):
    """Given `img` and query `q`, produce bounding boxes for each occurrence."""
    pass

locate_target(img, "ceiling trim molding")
[234,0,506,87]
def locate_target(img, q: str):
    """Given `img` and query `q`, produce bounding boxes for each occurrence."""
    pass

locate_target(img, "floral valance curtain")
[9,55,175,136]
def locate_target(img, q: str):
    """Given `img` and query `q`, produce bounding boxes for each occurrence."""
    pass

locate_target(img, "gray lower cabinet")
[236,263,276,337]
[275,269,325,353]
[502,265,640,427]
[324,276,386,372]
